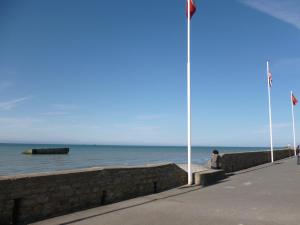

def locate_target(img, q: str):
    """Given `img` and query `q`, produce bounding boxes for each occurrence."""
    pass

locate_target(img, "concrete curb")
[193,169,226,186]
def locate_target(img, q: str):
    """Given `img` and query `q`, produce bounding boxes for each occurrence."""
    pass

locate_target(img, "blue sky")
[0,0,300,146]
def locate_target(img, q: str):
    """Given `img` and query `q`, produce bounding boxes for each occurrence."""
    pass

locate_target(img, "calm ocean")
[0,144,270,176]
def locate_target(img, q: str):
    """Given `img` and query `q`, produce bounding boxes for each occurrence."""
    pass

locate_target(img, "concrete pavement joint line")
[57,186,202,225]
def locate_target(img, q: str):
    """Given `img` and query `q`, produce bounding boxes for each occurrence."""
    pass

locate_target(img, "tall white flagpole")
[187,0,192,185]
[267,61,274,163]
[291,91,296,156]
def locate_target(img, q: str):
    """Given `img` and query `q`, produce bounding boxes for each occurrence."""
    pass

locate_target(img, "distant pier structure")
[23,148,69,155]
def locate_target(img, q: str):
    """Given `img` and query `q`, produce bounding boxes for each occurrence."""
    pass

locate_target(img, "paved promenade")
[32,158,300,225]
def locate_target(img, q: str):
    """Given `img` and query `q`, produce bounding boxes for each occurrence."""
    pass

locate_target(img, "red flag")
[268,71,272,87]
[292,94,298,106]
[186,0,196,19]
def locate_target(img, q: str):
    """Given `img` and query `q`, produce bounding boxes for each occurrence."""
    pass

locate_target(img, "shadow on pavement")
[59,186,204,225]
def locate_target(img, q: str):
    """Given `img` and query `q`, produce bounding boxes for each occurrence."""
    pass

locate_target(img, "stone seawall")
[220,149,295,173]
[0,163,187,225]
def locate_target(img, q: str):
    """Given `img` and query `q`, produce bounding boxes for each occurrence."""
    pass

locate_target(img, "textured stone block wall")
[220,149,295,173]
[0,164,187,225]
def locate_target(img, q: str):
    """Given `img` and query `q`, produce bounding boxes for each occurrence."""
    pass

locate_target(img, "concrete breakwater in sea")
[0,148,295,225]
[0,164,187,225]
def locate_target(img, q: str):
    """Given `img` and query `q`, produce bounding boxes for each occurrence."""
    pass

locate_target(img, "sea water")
[0,143,269,176]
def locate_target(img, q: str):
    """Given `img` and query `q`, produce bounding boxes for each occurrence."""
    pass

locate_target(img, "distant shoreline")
[0,142,273,148]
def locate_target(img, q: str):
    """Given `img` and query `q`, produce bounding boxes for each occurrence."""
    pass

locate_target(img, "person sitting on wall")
[211,149,221,169]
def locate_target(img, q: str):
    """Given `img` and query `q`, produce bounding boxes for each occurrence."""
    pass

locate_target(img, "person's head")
[212,149,219,154]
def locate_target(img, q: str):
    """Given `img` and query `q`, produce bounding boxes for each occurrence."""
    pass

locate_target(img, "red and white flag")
[292,94,298,106]
[186,0,196,19]
[268,71,273,87]
[291,91,297,156]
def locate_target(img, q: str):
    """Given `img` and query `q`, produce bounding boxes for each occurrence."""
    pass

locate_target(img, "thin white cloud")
[53,104,79,111]
[240,0,300,30]
[273,123,292,129]
[0,97,30,110]
[136,114,165,121]
[0,117,43,128]
[113,123,160,133]
[41,111,69,116]
[253,122,291,134]
[112,114,163,137]
[41,104,80,116]
[0,81,13,89]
